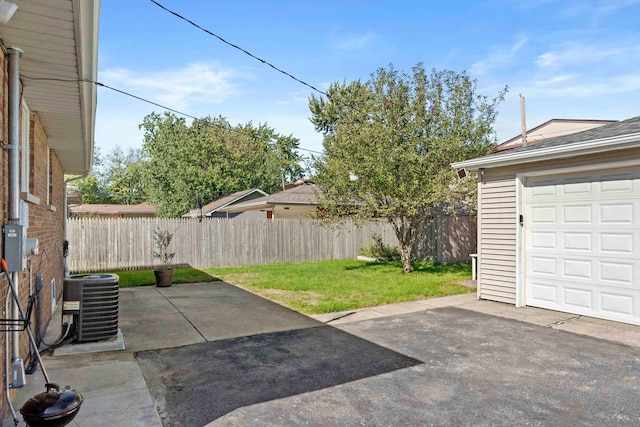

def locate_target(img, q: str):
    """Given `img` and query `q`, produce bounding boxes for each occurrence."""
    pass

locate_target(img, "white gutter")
[74,0,100,174]
[452,132,640,171]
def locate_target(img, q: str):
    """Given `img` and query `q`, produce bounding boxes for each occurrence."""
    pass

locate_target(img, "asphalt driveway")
[11,282,640,427]
[136,293,640,426]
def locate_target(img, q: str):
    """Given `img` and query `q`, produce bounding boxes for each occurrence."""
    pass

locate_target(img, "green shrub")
[360,233,400,261]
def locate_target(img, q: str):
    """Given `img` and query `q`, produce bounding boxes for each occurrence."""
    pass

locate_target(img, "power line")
[149,1,406,127]
[20,75,323,155]
[149,0,329,98]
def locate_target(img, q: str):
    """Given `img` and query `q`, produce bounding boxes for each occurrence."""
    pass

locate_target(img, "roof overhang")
[0,0,100,175]
[452,132,640,171]
[221,200,319,213]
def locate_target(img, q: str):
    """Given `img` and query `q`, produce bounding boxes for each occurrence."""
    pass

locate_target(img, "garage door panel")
[525,166,640,326]
[562,258,592,279]
[563,179,592,195]
[600,233,633,253]
[600,203,633,223]
[531,206,556,223]
[530,231,557,249]
[601,172,634,192]
[528,279,639,323]
[530,256,557,276]
[600,292,634,317]
[599,261,634,285]
[563,232,592,251]
[563,205,592,223]
[563,287,593,310]
[530,281,558,304]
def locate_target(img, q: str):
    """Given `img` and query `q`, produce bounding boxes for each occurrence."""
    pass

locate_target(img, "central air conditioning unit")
[62,274,119,342]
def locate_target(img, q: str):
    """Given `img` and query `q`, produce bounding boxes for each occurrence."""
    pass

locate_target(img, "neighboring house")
[69,203,156,218]
[498,119,617,151]
[66,184,82,205]
[0,0,99,417]
[452,116,640,326]
[181,189,268,219]
[219,180,319,219]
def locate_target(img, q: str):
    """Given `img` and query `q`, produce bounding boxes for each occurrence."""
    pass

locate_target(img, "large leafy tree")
[74,146,148,205]
[103,146,148,204]
[140,112,304,217]
[310,63,506,273]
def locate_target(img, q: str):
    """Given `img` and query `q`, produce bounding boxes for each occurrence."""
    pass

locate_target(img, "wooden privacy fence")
[67,216,476,272]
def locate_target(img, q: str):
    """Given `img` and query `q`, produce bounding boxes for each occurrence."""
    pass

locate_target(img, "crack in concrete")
[545,315,581,328]
[324,311,357,323]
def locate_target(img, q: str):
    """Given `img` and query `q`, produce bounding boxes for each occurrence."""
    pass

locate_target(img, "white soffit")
[0,0,99,174]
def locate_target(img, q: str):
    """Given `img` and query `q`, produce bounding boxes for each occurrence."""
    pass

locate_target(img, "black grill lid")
[20,383,83,421]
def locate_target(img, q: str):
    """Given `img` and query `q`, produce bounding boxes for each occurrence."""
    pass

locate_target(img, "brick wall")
[0,48,66,417]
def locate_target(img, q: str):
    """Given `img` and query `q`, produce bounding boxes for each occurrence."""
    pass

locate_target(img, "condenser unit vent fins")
[63,274,119,342]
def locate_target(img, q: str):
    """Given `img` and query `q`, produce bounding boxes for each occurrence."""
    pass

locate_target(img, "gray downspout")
[8,47,22,361]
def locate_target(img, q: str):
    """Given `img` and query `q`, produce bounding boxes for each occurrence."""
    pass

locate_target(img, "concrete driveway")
[7,282,640,427]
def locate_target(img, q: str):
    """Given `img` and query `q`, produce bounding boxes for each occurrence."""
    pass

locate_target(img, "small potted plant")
[153,226,175,287]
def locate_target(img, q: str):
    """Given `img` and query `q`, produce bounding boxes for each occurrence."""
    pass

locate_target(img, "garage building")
[452,116,640,325]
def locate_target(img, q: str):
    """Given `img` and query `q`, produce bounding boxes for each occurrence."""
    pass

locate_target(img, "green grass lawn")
[107,259,474,314]
[203,259,473,314]
[107,268,219,288]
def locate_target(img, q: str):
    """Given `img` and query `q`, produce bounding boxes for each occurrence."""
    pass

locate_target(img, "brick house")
[0,1,99,417]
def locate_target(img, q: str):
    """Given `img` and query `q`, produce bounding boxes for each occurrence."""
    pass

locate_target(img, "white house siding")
[479,170,518,303]
[478,147,640,305]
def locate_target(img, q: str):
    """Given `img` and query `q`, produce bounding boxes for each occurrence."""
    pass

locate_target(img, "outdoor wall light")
[0,0,17,25]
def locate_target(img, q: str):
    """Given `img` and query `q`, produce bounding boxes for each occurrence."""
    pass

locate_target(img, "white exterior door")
[524,167,640,325]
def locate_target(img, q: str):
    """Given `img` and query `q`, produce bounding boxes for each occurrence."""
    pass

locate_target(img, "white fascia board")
[451,132,640,171]
[207,189,269,213]
[218,200,268,213]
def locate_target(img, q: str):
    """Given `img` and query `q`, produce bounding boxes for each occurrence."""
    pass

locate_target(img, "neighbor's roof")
[497,118,617,151]
[181,188,268,217]
[220,183,319,213]
[0,0,100,174]
[69,203,156,215]
[452,116,640,171]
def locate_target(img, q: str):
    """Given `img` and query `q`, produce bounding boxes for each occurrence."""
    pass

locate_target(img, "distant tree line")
[74,113,305,217]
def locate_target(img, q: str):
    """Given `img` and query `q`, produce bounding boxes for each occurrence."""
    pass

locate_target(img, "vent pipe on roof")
[520,94,527,147]
[7,47,22,362]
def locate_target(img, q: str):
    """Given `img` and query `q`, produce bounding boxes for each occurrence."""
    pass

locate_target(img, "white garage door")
[525,167,640,325]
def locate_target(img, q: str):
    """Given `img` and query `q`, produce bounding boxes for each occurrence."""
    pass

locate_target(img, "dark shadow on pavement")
[136,325,422,426]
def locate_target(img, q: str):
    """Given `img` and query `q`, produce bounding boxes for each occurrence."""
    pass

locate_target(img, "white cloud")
[560,0,640,19]
[100,61,251,110]
[529,73,640,98]
[331,32,377,51]
[470,36,528,76]
[535,43,640,68]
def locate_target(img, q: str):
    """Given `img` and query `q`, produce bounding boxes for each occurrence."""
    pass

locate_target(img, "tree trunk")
[400,242,412,273]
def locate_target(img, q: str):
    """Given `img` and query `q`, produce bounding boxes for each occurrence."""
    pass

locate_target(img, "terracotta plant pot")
[154,269,174,287]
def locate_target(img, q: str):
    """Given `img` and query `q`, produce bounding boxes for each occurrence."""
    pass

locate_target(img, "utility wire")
[148,1,383,124]
[21,75,198,120]
[149,0,329,98]
[20,75,324,155]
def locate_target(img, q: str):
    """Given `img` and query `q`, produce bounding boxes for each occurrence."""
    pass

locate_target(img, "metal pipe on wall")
[8,47,23,361]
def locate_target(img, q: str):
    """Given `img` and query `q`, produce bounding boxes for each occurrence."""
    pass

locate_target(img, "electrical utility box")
[3,225,38,271]
[4,225,23,271]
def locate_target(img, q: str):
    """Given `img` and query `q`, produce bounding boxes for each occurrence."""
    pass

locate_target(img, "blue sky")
[96,0,640,159]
